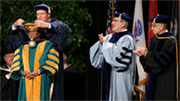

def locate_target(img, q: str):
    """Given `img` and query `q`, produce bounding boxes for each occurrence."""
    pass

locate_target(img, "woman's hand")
[22,70,40,79]
[28,71,39,79]
[21,71,31,78]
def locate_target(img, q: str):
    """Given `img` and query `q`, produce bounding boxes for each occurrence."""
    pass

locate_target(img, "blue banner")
[170,0,179,42]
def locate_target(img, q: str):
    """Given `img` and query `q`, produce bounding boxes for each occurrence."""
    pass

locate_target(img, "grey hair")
[120,19,129,27]
[161,23,168,29]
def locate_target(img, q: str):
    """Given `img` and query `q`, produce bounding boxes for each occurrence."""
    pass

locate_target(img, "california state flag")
[132,0,147,100]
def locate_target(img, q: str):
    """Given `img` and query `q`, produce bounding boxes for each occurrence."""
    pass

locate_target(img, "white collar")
[115,29,127,33]
[121,29,128,32]
[7,66,11,71]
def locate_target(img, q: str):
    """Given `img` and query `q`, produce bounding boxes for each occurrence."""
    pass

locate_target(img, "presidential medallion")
[29,40,36,48]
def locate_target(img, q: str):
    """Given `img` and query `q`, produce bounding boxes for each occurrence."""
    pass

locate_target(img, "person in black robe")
[133,15,179,100]
[6,4,70,100]
[63,49,80,72]
[0,49,19,101]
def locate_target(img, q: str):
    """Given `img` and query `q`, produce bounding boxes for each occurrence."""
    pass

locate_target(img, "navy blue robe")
[6,18,70,100]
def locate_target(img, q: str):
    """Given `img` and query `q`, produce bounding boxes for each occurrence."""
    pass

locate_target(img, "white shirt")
[5,66,11,80]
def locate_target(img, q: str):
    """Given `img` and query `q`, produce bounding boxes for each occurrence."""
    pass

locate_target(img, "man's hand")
[35,20,50,28]
[133,46,148,57]
[13,19,25,29]
[99,33,106,45]
[8,73,11,77]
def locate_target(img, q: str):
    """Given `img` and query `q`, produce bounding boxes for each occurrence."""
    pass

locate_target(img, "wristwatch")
[37,70,40,75]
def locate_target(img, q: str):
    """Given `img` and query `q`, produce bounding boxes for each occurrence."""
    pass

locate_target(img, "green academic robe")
[11,40,59,101]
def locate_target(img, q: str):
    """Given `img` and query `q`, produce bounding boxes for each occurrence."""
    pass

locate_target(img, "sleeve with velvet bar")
[39,42,59,76]
[10,45,24,80]
[102,35,135,71]
[140,37,155,73]
[141,38,176,74]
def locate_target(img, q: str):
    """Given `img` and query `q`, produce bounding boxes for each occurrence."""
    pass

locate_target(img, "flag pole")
[179,0,180,42]
[112,0,114,33]
[112,0,114,19]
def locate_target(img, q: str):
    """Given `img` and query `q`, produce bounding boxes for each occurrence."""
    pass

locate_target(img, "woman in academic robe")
[10,23,59,101]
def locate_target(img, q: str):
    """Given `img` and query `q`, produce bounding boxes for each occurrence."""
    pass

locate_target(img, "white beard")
[112,26,118,31]
[112,24,121,32]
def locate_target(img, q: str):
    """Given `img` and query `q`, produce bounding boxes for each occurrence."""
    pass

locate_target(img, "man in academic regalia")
[133,15,179,100]
[0,49,19,101]
[90,13,137,101]
[63,49,80,72]
[6,4,70,100]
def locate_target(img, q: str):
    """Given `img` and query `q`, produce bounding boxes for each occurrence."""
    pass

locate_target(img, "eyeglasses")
[112,19,120,22]
[5,55,14,58]
[151,24,160,27]
[112,19,124,23]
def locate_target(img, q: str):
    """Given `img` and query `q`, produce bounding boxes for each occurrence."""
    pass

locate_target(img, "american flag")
[106,0,117,35]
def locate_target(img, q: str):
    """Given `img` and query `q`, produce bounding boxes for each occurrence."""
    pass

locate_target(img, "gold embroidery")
[38,43,44,49]
[24,46,29,51]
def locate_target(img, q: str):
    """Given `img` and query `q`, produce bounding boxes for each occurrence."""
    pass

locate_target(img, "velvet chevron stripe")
[153,55,166,69]
[115,57,129,66]
[159,52,173,63]
[164,50,174,60]
[49,49,59,57]
[45,60,58,70]
[115,47,132,66]
[43,66,56,74]
[14,49,20,55]
[120,53,132,60]
[47,54,59,64]
[12,55,20,63]
[122,47,133,53]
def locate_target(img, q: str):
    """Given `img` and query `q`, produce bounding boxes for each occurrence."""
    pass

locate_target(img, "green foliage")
[1,1,93,70]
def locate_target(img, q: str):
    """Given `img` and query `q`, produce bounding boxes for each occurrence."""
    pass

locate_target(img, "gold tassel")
[152,14,159,26]
[152,18,156,26]
[48,7,51,14]
[119,14,122,21]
